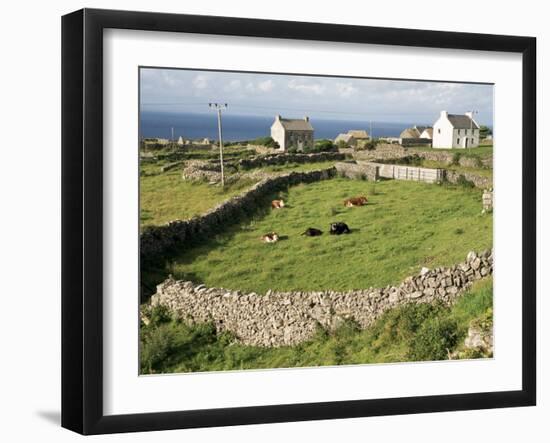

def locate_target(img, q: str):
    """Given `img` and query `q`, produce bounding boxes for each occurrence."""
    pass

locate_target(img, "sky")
[140,68,494,126]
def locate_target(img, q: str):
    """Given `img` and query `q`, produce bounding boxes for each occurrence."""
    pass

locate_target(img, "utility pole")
[209,103,228,187]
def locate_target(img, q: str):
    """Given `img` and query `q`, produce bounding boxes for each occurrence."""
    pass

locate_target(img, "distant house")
[399,125,432,146]
[420,128,433,139]
[432,111,480,149]
[271,115,314,152]
[201,138,211,145]
[177,136,185,146]
[334,133,357,147]
[347,130,370,140]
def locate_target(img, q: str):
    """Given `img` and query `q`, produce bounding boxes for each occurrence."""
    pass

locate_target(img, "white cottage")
[432,111,480,149]
[271,115,314,152]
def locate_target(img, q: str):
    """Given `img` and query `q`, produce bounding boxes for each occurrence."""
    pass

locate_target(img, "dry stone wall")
[335,161,379,180]
[141,168,337,264]
[237,152,346,169]
[446,170,492,189]
[151,250,493,347]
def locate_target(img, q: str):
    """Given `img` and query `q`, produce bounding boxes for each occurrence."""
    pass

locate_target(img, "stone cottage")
[432,111,480,149]
[334,133,357,147]
[271,115,314,152]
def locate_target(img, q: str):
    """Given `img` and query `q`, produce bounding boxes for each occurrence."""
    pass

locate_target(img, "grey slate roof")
[414,125,428,134]
[279,118,314,131]
[447,114,480,129]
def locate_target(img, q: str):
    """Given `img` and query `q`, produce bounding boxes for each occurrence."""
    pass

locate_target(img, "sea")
[140,111,426,142]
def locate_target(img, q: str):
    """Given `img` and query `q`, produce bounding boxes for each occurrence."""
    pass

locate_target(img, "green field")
[164,178,492,293]
[140,161,339,228]
[140,277,493,374]
[407,144,493,159]
[140,170,256,228]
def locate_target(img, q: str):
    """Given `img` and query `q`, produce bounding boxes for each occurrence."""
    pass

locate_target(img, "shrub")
[452,152,461,166]
[336,139,349,150]
[390,154,423,166]
[456,174,475,188]
[302,139,337,153]
[354,139,378,151]
[313,139,337,152]
[140,324,177,373]
[408,317,460,361]
[253,136,280,150]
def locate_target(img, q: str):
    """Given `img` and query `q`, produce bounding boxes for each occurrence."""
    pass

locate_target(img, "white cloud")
[224,79,242,91]
[258,79,275,92]
[192,75,208,89]
[335,82,357,98]
[287,79,326,95]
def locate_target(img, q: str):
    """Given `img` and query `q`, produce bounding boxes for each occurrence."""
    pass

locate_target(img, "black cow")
[301,227,323,237]
[329,222,351,235]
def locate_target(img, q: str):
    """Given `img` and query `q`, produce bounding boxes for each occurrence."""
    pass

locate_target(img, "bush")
[456,174,475,188]
[363,139,379,151]
[302,139,337,153]
[253,136,280,150]
[452,152,461,166]
[408,317,460,361]
[353,139,378,151]
[336,139,349,150]
[314,139,337,152]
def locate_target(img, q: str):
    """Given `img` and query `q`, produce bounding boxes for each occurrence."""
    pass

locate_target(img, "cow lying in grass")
[344,196,368,207]
[261,232,279,243]
[301,227,323,237]
[329,222,351,235]
[271,199,285,209]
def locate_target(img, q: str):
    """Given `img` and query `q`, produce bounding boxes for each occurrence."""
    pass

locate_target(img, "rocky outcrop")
[150,250,493,347]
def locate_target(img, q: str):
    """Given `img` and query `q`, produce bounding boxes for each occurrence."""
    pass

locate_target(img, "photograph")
[138,68,495,375]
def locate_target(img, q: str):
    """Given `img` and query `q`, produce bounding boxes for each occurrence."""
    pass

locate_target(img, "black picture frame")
[62,8,536,435]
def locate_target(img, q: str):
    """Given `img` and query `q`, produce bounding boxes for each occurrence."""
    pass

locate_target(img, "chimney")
[304,116,309,122]
[465,111,473,119]
[276,114,281,121]
[440,110,448,118]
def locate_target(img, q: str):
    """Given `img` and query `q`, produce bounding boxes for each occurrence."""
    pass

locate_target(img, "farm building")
[399,125,432,146]
[432,111,480,149]
[420,128,433,139]
[271,115,314,152]
[334,133,357,147]
[347,129,370,140]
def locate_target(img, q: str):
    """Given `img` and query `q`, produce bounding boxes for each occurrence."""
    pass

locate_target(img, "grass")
[406,144,493,159]
[421,159,493,178]
[140,159,338,228]
[139,277,493,374]
[160,178,492,293]
[140,169,257,228]
[257,161,337,174]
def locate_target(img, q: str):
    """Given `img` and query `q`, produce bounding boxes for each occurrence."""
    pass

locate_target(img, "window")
[457,138,460,144]
[438,128,441,134]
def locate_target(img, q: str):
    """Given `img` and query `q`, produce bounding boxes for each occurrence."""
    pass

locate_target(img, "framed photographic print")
[61,8,536,435]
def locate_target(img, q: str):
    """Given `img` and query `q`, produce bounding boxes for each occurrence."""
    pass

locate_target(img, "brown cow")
[344,196,368,207]
[271,199,285,209]
[261,232,279,243]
